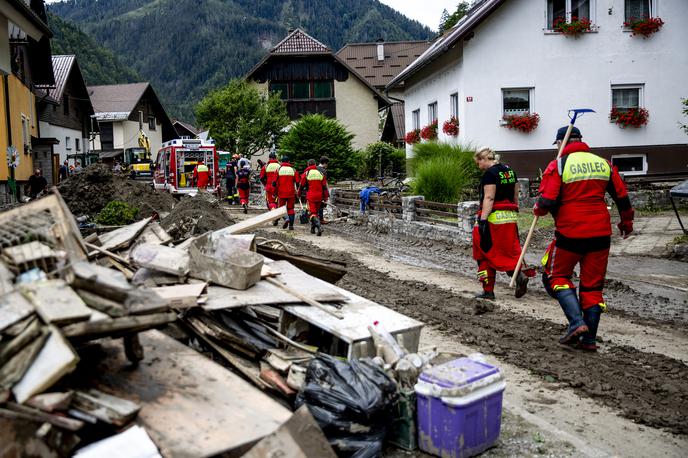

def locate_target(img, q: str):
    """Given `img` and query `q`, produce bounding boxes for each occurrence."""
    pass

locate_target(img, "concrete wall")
[38,122,88,164]
[0,74,37,181]
[335,77,380,150]
[401,0,688,168]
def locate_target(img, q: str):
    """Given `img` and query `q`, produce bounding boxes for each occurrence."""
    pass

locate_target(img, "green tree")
[361,142,406,178]
[439,2,471,33]
[278,114,356,180]
[195,79,289,158]
[681,98,688,135]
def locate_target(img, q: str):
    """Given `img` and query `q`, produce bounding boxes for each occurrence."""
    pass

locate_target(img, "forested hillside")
[48,13,141,86]
[49,0,433,121]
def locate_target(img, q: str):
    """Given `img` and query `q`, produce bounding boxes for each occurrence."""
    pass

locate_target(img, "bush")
[95,200,140,225]
[278,114,356,180]
[360,142,406,178]
[411,142,480,203]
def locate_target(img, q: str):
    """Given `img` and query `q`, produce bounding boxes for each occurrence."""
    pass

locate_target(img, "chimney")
[376,38,384,62]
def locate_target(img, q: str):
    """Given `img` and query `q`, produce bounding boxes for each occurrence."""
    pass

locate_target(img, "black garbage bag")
[296,355,398,457]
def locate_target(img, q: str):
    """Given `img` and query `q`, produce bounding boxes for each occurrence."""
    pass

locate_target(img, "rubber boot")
[288,215,295,230]
[242,203,248,214]
[578,305,603,351]
[556,289,589,344]
[310,218,316,234]
[282,217,289,229]
[514,271,529,298]
[474,291,495,301]
[273,218,280,226]
[315,218,322,237]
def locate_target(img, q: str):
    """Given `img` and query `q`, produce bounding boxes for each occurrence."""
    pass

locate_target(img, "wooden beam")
[60,312,177,339]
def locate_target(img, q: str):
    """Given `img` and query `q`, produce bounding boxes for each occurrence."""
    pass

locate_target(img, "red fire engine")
[153,139,219,195]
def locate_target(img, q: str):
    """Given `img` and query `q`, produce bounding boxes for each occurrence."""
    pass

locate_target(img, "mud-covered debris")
[160,194,234,240]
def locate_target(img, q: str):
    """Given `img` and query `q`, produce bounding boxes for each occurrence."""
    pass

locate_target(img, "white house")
[387,0,688,178]
[88,82,176,162]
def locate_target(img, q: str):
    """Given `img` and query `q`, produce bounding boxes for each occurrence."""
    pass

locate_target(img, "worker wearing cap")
[534,126,634,351]
[236,165,251,213]
[274,156,300,230]
[193,160,210,190]
[259,152,280,215]
[299,159,329,236]
[472,147,532,300]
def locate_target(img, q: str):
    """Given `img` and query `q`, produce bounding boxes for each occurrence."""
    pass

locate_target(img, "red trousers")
[238,187,250,205]
[542,239,609,310]
[265,187,277,209]
[278,197,295,216]
[307,200,322,218]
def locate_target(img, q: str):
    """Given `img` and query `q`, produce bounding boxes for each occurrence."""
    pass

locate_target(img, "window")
[612,85,642,112]
[270,82,289,100]
[65,136,71,150]
[547,0,592,29]
[75,138,80,151]
[625,0,651,22]
[428,102,438,123]
[412,109,420,130]
[292,81,310,99]
[63,94,69,115]
[502,88,532,115]
[612,154,647,176]
[313,81,333,99]
[450,93,459,118]
[148,116,156,131]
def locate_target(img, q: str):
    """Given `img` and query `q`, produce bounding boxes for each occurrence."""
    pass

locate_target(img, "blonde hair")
[474,147,500,162]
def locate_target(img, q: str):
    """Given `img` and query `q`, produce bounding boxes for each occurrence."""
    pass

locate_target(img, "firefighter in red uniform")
[299,159,329,236]
[274,156,300,230]
[472,147,532,300]
[236,165,251,213]
[535,126,634,351]
[259,152,280,221]
[193,161,210,190]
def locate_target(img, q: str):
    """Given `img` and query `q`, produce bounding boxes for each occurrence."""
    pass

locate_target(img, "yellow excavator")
[125,131,153,180]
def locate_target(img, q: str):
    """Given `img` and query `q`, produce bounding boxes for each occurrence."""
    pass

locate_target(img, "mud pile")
[58,164,176,218]
[160,194,234,240]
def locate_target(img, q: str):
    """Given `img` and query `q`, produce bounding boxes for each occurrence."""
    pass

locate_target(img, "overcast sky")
[379,0,457,30]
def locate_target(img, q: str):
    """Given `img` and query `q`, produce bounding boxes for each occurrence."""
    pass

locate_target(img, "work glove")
[618,208,635,239]
[478,219,492,253]
[272,181,277,188]
[533,203,548,217]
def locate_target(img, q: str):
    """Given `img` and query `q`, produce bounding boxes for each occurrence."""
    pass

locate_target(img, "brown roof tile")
[337,41,431,88]
[272,29,330,54]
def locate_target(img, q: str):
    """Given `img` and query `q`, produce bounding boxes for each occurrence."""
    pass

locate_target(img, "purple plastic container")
[415,357,505,458]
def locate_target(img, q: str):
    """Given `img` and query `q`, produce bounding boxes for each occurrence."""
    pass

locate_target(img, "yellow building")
[0,0,54,199]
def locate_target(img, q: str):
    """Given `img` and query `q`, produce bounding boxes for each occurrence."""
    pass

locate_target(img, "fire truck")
[153,139,219,195]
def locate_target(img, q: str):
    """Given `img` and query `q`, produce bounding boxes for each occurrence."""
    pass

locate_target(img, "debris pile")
[58,164,176,219]
[159,193,234,241]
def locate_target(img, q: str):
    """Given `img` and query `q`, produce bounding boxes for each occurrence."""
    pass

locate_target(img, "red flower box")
[553,16,592,37]
[405,129,421,144]
[624,17,664,38]
[420,120,438,140]
[610,107,649,128]
[502,112,540,133]
[442,116,459,136]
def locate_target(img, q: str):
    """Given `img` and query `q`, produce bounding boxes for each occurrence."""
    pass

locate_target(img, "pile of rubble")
[3,189,486,456]
[57,164,176,219]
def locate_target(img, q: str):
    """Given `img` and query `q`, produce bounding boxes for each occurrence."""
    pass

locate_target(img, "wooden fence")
[332,189,403,218]
[414,200,458,226]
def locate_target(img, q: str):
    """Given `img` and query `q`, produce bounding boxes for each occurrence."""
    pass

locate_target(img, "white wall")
[335,77,380,150]
[38,121,88,164]
[402,0,688,156]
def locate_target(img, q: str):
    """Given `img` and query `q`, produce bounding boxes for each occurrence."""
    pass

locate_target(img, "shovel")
[510,108,595,287]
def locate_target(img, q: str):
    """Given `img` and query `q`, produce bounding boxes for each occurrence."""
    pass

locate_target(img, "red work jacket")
[299,165,329,202]
[537,142,631,238]
[260,159,280,191]
[194,163,210,188]
[275,162,300,198]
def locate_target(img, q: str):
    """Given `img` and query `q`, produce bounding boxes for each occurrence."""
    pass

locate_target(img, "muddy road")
[247,214,688,455]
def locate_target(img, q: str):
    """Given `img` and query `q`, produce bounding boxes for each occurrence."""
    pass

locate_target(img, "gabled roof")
[336,41,431,88]
[387,0,506,90]
[47,55,77,102]
[272,28,330,54]
[173,119,199,136]
[87,82,150,117]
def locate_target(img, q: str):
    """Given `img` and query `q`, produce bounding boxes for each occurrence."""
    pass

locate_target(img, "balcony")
[285,99,336,120]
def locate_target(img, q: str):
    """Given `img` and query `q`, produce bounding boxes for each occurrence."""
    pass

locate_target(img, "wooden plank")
[98,218,152,252]
[134,222,172,246]
[72,389,141,427]
[0,261,14,295]
[265,277,343,319]
[75,289,126,318]
[0,326,48,391]
[26,391,74,412]
[214,206,287,236]
[71,261,133,301]
[416,215,457,226]
[19,280,93,325]
[70,330,291,457]
[2,241,57,265]
[4,402,83,431]
[0,291,34,333]
[415,207,458,218]
[415,200,458,211]
[12,328,79,404]
[60,312,177,339]
[0,318,42,366]
[151,283,206,309]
